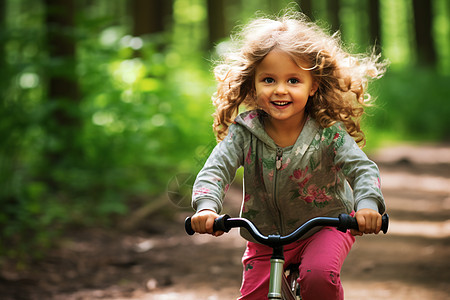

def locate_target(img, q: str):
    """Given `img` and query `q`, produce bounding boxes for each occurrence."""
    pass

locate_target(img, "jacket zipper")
[273,147,285,235]
[276,148,283,170]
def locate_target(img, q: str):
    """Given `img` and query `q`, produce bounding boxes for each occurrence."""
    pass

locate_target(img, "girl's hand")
[190,209,224,237]
[351,208,382,236]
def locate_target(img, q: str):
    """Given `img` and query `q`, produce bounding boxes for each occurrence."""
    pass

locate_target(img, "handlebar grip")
[213,214,231,233]
[184,214,232,235]
[185,217,195,235]
[337,214,357,232]
[381,213,389,234]
[338,213,389,234]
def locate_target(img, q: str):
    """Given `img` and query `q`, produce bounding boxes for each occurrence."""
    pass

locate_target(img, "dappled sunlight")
[19,72,39,89]
[110,58,146,85]
[120,35,144,50]
[344,280,450,300]
[388,220,450,239]
[374,145,450,164]
[385,193,450,215]
[381,171,450,194]
[136,289,239,300]
[189,227,245,248]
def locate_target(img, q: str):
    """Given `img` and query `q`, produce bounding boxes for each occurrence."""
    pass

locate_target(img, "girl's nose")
[274,83,288,94]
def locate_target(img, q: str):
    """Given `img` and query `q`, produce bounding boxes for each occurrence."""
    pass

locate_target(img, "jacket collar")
[234,110,320,153]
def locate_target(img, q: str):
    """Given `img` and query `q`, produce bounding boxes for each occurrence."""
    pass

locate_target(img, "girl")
[190,12,387,300]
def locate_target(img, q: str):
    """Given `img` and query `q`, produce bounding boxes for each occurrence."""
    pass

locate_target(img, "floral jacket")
[192,110,385,242]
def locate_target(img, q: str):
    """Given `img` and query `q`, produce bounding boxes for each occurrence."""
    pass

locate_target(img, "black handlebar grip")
[337,214,358,232]
[381,213,389,234]
[338,213,389,234]
[185,217,195,235]
[184,214,232,235]
[213,214,231,233]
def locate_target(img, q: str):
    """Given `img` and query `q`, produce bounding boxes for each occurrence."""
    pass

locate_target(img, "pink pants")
[238,227,355,300]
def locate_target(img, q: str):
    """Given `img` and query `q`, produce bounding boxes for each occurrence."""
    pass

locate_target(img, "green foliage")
[364,68,450,150]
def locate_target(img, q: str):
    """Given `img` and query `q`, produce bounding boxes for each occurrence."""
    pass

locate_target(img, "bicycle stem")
[268,246,285,299]
[268,258,284,299]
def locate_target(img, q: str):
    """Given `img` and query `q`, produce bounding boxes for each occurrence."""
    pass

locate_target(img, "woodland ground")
[1,144,449,300]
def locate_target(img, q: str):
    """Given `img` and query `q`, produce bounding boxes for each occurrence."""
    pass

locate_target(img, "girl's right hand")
[190,209,224,236]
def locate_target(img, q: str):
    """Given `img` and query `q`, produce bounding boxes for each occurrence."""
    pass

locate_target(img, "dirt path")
[1,144,449,300]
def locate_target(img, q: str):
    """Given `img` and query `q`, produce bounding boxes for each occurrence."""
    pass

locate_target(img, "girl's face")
[254,50,317,127]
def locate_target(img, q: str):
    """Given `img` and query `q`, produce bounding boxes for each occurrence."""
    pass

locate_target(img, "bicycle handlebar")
[185,214,389,247]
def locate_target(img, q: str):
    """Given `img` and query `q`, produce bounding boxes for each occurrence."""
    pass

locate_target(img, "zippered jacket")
[192,110,386,242]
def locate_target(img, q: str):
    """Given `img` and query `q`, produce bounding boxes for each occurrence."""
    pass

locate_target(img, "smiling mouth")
[271,101,291,107]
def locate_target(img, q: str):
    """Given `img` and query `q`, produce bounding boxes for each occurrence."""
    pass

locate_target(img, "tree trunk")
[368,0,381,51]
[132,0,173,36]
[327,0,340,33]
[45,0,79,118]
[297,0,313,20]
[412,0,437,66]
[44,0,80,184]
[206,0,227,48]
[0,0,5,73]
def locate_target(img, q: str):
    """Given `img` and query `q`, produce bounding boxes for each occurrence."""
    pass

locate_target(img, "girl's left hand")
[351,208,382,236]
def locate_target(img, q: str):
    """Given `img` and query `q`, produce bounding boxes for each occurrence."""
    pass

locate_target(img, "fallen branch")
[121,195,168,230]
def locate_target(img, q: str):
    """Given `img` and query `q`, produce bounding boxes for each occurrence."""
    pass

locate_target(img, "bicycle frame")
[282,264,300,300]
[185,213,389,299]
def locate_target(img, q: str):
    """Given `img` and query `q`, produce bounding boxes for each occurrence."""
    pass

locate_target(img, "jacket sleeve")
[334,133,386,214]
[192,124,245,213]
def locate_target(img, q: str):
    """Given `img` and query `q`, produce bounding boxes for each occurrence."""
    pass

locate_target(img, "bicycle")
[185,213,389,300]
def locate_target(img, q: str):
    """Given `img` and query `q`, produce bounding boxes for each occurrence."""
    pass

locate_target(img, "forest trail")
[1,144,449,300]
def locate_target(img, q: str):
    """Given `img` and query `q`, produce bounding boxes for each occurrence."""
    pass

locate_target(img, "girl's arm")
[334,132,386,235]
[191,124,245,234]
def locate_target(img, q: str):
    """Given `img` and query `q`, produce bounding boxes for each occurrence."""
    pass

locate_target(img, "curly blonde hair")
[212,12,387,147]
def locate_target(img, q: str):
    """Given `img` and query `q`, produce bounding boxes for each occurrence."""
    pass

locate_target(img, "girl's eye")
[263,77,275,84]
[288,78,299,84]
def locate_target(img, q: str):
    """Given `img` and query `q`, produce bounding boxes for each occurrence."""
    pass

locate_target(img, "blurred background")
[0,0,449,268]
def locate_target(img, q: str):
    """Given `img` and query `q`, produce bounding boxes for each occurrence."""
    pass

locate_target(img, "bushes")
[364,68,450,150]
[0,27,215,263]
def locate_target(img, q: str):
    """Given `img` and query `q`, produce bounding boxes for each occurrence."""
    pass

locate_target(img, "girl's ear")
[309,81,319,96]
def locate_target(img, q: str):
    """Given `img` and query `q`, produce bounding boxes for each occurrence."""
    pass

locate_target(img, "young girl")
[190,12,387,300]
